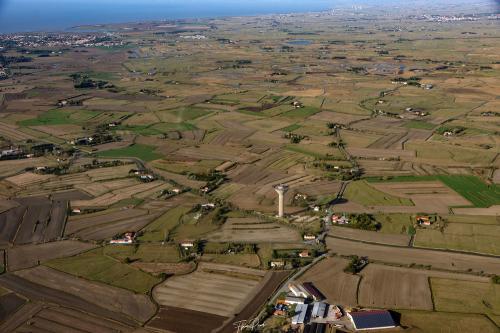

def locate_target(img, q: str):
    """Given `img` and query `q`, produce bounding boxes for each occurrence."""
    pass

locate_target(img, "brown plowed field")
[148,306,227,333]
[153,263,263,317]
[13,203,52,245]
[217,270,290,333]
[0,206,26,245]
[73,213,160,240]
[326,237,500,275]
[297,257,359,306]
[328,226,410,246]
[13,306,135,333]
[7,240,96,271]
[0,302,44,332]
[358,264,489,311]
[0,200,68,245]
[65,208,147,235]
[0,273,138,326]
[359,264,433,310]
[13,266,156,324]
[0,293,26,322]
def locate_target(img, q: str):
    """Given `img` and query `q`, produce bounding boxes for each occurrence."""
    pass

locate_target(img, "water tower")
[274,184,289,218]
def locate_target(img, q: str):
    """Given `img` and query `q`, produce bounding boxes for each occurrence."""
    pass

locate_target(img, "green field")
[404,120,436,130]
[116,122,197,135]
[366,175,500,208]
[374,214,414,234]
[344,181,414,206]
[282,106,320,119]
[139,206,191,242]
[19,109,101,126]
[438,175,500,208]
[431,278,500,326]
[281,123,302,132]
[46,248,161,294]
[168,107,213,121]
[97,144,162,161]
[415,223,500,255]
[201,253,261,268]
[104,244,181,263]
[397,310,499,333]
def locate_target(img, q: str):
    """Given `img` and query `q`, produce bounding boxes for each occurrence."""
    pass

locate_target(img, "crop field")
[148,306,227,333]
[97,143,162,161]
[297,257,359,306]
[0,199,68,245]
[206,217,301,243]
[45,247,162,294]
[329,226,410,246]
[153,263,266,317]
[344,180,414,206]
[415,223,500,255]
[431,278,500,326]
[0,2,499,330]
[6,306,136,333]
[7,240,96,271]
[12,265,156,322]
[326,237,500,275]
[367,175,500,208]
[396,310,499,333]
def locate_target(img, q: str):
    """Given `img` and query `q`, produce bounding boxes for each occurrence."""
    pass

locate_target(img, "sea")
[0,0,340,34]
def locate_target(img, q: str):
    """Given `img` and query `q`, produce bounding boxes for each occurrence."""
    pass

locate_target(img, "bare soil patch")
[148,306,227,333]
[7,240,96,271]
[326,237,500,275]
[206,217,301,243]
[13,266,156,323]
[329,226,410,246]
[297,257,359,306]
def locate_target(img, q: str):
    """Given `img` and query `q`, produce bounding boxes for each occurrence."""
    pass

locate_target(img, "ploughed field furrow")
[0,274,137,326]
[14,204,52,245]
[43,201,67,242]
[36,307,134,333]
[0,206,26,245]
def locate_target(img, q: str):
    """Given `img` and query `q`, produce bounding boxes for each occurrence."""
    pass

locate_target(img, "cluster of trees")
[0,54,32,67]
[283,132,306,144]
[344,255,368,274]
[348,213,381,231]
[70,73,113,89]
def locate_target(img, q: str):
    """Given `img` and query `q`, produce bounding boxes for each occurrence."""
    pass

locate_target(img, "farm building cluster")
[273,281,398,331]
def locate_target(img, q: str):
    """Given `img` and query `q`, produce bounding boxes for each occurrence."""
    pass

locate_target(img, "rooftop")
[349,310,397,330]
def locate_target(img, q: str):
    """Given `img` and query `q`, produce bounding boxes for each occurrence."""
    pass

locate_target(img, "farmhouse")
[303,234,316,241]
[348,310,397,331]
[110,232,135,245]
[416,215,432,226]
[299,250,311,258]
[180,240,195,249]
[270,260,285,268]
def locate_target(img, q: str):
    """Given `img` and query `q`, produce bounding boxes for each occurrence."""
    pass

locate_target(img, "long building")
[348,310,397,331]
